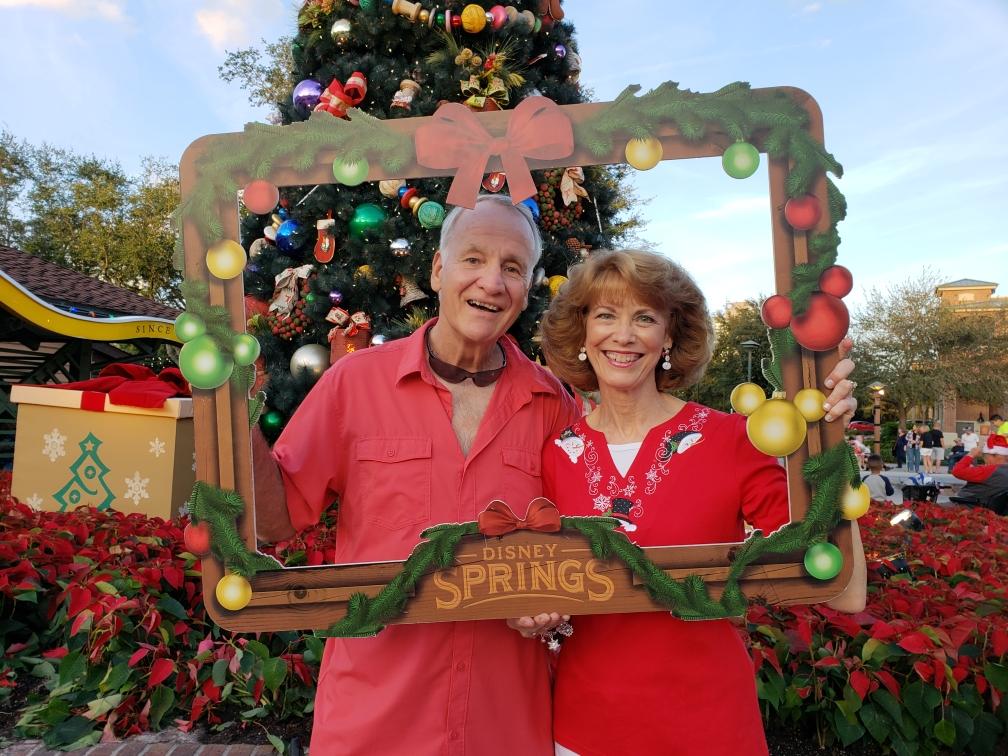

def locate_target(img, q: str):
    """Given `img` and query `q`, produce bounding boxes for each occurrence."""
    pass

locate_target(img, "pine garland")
[186,481,282,578]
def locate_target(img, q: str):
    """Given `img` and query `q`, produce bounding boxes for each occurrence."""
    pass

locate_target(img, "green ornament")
[174,312,206,342]
[231,333,261,367]
[179,335,234,390]
[260,409,284,438]
[417,200,446,229]
[349,203,388,240]
[359,0,377,11]
[332,157,369,186]
[435,11,445,26]
[803,542,843,580]
[722,141,760,179]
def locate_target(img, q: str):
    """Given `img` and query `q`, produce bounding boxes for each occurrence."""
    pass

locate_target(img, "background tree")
[849,270,1008,423]
[218,37,295,124]
[235,1,643,434]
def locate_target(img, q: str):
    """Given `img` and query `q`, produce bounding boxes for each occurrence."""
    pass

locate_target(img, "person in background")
[993,414,1008,436]
[905,424,923,474]
[862,454,895,502]
[951,434,1008,514]
[892,426,907,469]
[924,420,945,473]
[961,425,980,456]
[945,436,967,472]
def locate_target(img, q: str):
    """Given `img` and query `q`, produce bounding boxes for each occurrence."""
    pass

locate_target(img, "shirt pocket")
[355,438,432,530]
[499,446,543,507]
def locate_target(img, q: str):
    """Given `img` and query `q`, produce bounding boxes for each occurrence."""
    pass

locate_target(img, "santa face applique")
[555,428,586,463]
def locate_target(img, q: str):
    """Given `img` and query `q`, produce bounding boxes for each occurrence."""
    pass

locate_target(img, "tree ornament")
[260,409,284,438]
[241,180,279,215]
[275,219,306,254]
[746,393,807,457]
[482,172,506,192]
[183,521,212,557]
[789,292,850,352]
[231,333,261,367]
[730,382,766,416]
[332,157,369,186]
[396,275,429,306]
[292,79,323,114]
[784,195,822,231]
[839,483,871,520]
[760,294,793,329]
[174,312,206,343]
[417,200,446,229]
[330,18,352,44]
[315,71,368,118]
[804,542,843,580]
[205,239,246,280]
[460,3,487,32]
[547,275,567,298]
[489,5,507,28]
[554,43,567,59]
[349,203,388,239]
[314,217,337,263]
[179,335,234,390]
[379,179,406,198]
[355,264,377,283]
[216,573,252,611]
[391,79,422,110]
[818,265,854,298]
[290,344,330,384]
[249,238,269,259]
[328,290,344,305]
[520,197,540,222]
[624,137,663,170]
[793,388,827,422]
[721,141,760,179]
[390,238,411,257]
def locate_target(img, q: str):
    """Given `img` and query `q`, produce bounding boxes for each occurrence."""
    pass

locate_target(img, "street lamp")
[867,380,886,456]
[740,339,760,383]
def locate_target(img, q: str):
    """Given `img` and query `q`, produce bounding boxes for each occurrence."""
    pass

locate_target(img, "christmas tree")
[53,432,115,512]
[241,1,636,437]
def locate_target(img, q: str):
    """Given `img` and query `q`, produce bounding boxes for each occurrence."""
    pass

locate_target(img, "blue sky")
[1,0,1005,309]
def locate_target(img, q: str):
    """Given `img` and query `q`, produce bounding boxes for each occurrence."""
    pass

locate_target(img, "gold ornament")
[730,382,766,416]
[793,388,828,422]
[215,573,252,611]
[746,395,807,457]
[839,483,871,520]
[378,179,406,198]
[355,264,377,283]
[624,137,663,170]
[547,274,568,298]
[205,239,246,280]
[460,3,487,32]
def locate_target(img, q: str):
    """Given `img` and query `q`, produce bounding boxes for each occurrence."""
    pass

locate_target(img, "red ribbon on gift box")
[47,364,191,411]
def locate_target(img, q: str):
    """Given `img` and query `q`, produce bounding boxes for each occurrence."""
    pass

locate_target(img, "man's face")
[431,202,536,351]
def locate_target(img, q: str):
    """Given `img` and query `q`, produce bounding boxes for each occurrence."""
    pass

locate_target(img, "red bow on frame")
[314,71,367,118]
[477,497,562,537]
[414,96,574,208]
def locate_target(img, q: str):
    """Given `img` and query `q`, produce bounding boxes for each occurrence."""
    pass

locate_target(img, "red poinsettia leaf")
[201,677,221,703]
[129,648,151,667]
[849,670,871,701]
[148,658,175,688]
[913,660,933,682]
[933,659,948,690]
[42,646,69,659]
[870,621,898,640]
[976,674,988,695]
[252,677,265,704]
[873,669,901,699]
[897,632,933,655]
[67,586,92,617]
[992,627,1008,657]
[70,609,92,636]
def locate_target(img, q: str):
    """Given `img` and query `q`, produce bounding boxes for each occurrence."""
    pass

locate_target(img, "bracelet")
[539,621,574,652]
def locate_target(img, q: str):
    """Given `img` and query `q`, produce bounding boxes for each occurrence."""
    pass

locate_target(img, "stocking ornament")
[314,215,336,263]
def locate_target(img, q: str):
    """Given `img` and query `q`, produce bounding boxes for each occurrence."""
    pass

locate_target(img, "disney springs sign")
[178,83,860,634]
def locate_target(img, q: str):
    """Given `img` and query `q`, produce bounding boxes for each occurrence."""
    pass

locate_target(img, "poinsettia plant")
[1,471,1006,753]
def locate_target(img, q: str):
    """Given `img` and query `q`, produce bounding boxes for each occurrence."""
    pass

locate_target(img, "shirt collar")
[395,317,558,395]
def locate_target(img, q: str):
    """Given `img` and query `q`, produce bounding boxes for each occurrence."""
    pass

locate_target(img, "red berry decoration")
[818,265,854,298]
[760,295,793,329]
[784,195,822,231]
[183,521,213,557]
[789,292,850,351]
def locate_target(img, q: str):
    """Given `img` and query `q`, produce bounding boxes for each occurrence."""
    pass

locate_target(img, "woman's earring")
[578,346,588,362]
[662,347,672,371]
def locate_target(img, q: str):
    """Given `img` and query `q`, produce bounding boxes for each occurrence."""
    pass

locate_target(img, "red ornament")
[760,294,793,329]
[242,180,280,215]
[482,172,506,192]
[789,292,850,351]
[183,521,213,557]
[784,195,822,231]
[818,265,854,298]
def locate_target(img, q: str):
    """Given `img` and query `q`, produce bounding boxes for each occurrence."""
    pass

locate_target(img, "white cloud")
[194,0,288,53]
[0,0,125,21]
[692,196,769,221]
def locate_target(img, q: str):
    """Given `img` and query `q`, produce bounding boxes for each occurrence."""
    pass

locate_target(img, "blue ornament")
[292,79,323,114]
[275,219,304,254]
[398,185,409,198]
[520,197,540,222]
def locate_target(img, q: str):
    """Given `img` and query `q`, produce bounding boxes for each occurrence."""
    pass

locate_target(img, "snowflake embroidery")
[124,472,150,506]
[645,468,660,485]
[149,437,166,458]
[592,494,612,512]
[25,493,43,510]
[42,428,66,462]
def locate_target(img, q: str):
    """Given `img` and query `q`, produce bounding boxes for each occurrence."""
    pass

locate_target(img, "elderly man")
[252,194,859,755]
[951,434,1008,514]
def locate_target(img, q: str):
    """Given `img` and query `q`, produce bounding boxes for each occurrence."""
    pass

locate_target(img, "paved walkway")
[1,731,282,755]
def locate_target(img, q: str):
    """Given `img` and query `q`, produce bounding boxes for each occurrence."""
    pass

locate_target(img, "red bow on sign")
[314,71,368,118]
[478,497,562,537]
[414,96,574,208]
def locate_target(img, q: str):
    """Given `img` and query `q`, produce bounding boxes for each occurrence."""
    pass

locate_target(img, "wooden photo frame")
[178,84,857,633]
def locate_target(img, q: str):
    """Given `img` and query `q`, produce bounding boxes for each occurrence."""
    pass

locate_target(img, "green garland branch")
[186,481,282,578]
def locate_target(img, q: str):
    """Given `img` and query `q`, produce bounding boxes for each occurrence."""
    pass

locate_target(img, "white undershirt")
[608,441,643,477]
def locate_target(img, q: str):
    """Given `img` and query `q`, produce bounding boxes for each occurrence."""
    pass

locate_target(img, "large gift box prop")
[11,365,195,519]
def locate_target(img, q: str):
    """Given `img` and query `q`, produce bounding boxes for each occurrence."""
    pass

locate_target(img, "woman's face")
[583,291,671,395]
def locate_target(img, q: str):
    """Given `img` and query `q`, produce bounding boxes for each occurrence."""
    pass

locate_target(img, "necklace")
[425,329,506,386]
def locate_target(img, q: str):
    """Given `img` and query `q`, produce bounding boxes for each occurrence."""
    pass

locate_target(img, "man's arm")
[251,427,296,543]
[952,447,996,483]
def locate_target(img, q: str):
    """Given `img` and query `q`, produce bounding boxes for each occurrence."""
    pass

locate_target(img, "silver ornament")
[290,343,330,384]
[330,18,352,44]
[249,238,269,259]
[533,267,546,287]
[370,334,387,346]
[390,238,411,257]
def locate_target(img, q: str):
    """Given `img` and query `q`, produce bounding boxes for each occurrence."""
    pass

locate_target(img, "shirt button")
[386,448,395,457]
[455,661,466,672]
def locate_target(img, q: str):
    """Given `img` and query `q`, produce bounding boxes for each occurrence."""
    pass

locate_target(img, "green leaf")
[149,685,175,729]
[100,663,132,694]
[246,639,271,660]
[860,637,883,663]
[85,693,123,718]
[871,689,904,728]
[212,658,229,687]
[933,718,956,746]
[859,703,890,744]
[969,712,1004,756]
[304,635,325,664]
[262,657,287,692]
[983,662,1008,692]
[38,697,71,726]
[43,716,95,749]
[903,680,942,728]
[889,733,918,756]
[157,595,189,620]
[93,580,118,595]
[267,733,286,753]
[949,705,974,750]
[15,590,38,603]
[58,650,86,687]
[832,709,865,746]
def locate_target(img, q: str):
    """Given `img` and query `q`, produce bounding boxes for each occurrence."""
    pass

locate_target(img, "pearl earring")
[662,347,672,370]
[578,346,587,362]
